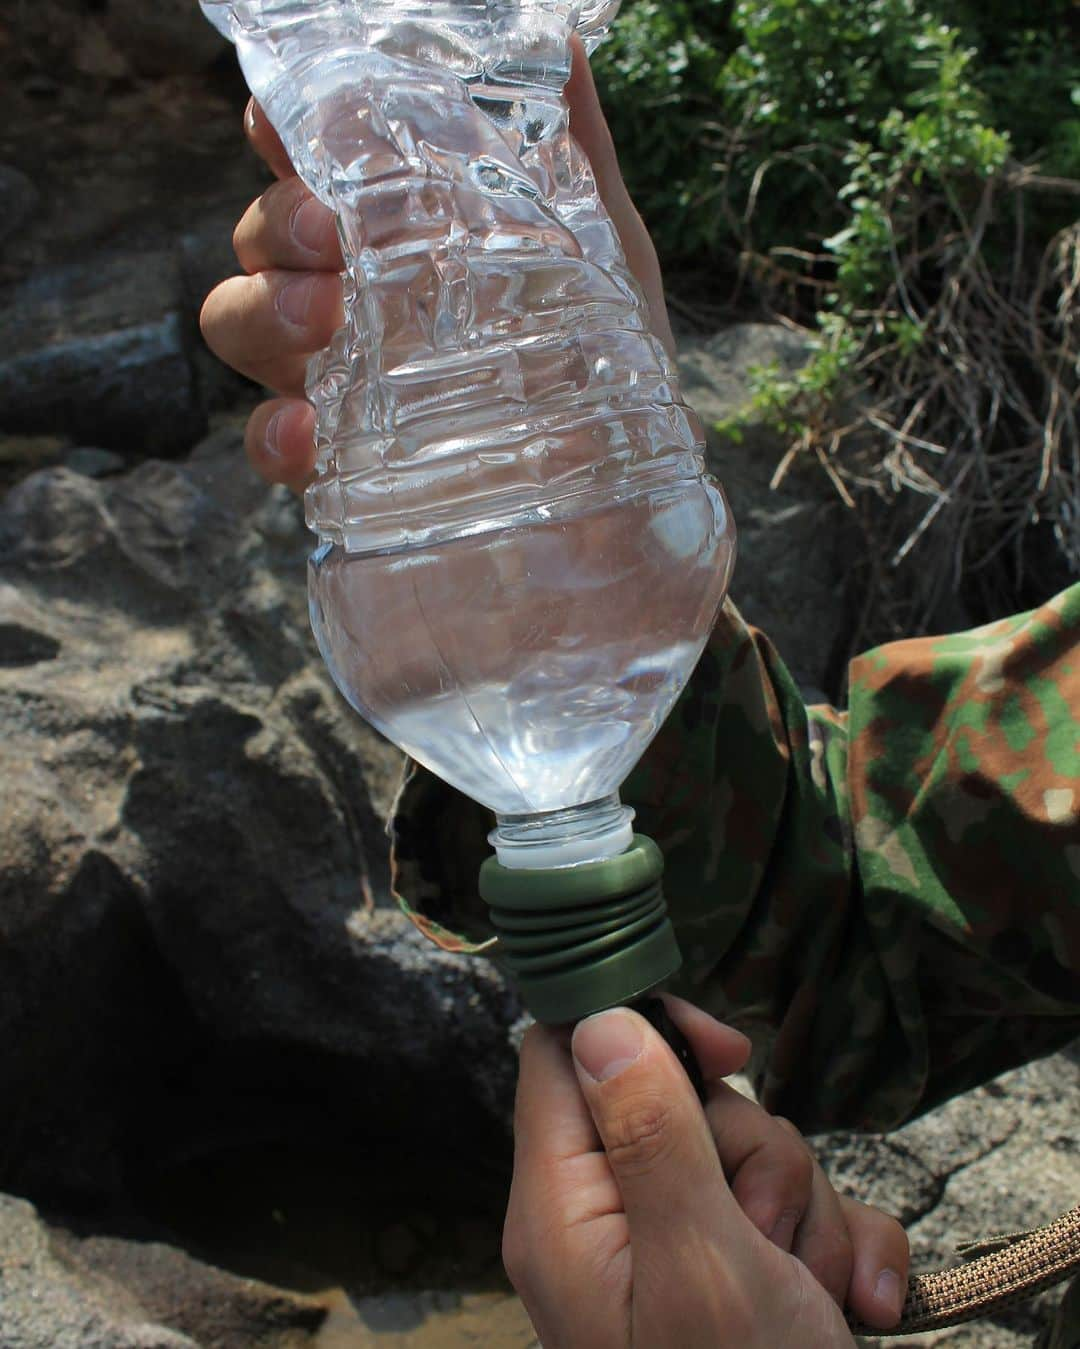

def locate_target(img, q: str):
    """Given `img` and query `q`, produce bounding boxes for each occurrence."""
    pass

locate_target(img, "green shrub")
[591,1,732,263]
[594,0,1078,273]
[594,0,1080,636]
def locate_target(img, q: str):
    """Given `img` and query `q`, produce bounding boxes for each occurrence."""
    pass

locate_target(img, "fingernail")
[291,197,331,257]
[246,99,258,134]
[263,409,285,462]
[277,275,317,327]
[573,1008,643,1083]
[874,1269,904,1321]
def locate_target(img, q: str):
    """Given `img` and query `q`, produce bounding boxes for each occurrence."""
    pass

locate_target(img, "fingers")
[227,54,672,511]
[838,1195,910,1329]
[565,33,625,215]
[548,1009,856,1349]
[514,1023,599,1167]
[661,996,899,1320]
[710,1088,814,1244]
[207,114,344,498]
[658,994,753,1082]
[660,996,817,1250]
[571,1008,734,1245]
[245,398,317,491]
[789,1143,855,1307]
[564,35,675,358]
[571,1009,794,1349]
[245,98,296,180]
[504,1025,628,1349]
[702,1087,853,1308]
[508,1027,618,1248]
[234,176,343,274]
[200,269,343,391]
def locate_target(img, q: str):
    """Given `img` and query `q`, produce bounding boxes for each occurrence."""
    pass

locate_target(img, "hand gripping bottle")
[200,0,736,1025]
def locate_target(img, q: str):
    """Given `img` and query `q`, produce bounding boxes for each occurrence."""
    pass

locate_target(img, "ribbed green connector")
[478,835,682,1024]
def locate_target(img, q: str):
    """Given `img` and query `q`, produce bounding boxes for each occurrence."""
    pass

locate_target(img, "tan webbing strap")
[847,1204,1080,1338]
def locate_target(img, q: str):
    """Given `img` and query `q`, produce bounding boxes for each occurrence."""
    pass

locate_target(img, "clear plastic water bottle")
[202,0,735,1019]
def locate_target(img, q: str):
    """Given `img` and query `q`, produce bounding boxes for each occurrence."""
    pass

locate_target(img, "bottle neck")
[490,794,635,870]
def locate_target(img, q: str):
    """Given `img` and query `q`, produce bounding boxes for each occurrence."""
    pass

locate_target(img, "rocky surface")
[0,435,519,1208]
[0,2,261,483]
[681,323,853,696]
[0,1194,324,1349]
[0,6,1075,1347]
[825,1041,1080,1346]
[102,0,230,77]
[2,395,1074,1349]
[0,250,207,456]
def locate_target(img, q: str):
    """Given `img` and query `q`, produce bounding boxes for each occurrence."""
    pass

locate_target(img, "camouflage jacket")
[391,583,1080,1134]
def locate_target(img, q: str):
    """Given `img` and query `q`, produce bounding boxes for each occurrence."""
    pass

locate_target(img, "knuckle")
[744,1128,814,1203]
[807,1228,855,1302]
[775,1134,815,1192]
[845,1195,910,1265]
[756,1117,815,1196]
[198,284,230,352]
[233,181,305,272]
[604,1093,677,1177]
[232,199,262,270]
[878,1211,911,1263]
[199,275,254,357]
[773,1115,809,1147]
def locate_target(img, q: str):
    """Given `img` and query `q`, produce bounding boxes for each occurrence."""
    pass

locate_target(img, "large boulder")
[0,165,40,250]
[104,0,230,76]
[0,252,207,458]
[0,430,520,1203]
[0,1194,324,1348]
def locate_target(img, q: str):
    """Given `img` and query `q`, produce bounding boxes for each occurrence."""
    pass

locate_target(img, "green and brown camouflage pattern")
[391,581,1079,1134]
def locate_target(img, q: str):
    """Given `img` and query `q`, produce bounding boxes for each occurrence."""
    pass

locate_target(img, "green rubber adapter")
[478,835,682,1024]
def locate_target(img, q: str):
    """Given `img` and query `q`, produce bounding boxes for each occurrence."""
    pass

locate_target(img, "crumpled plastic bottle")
[200,0,736,873]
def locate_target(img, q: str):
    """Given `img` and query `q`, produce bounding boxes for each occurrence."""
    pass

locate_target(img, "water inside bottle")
[204,0,737,819]
[309,483,732,813]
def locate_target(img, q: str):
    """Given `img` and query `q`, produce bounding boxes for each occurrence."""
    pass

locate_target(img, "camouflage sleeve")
[390,584,1080,1132]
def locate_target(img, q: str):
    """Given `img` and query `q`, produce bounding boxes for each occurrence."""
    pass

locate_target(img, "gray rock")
[819,1043,1080,1346]
[677,323,854,694]
[0,433,69,493]
[0,165,40,250]
[0,433,519,1202]
[722,1049,1077,1345]
[0,1195,195,1349]
[63,447,127,479]
[104,0,230,76]
[813,1132,942,1227]
[0,1194,323,1348]
[0,252,206,457]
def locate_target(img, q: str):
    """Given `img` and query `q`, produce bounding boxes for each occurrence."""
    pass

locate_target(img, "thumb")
[571,1007,739,1249]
